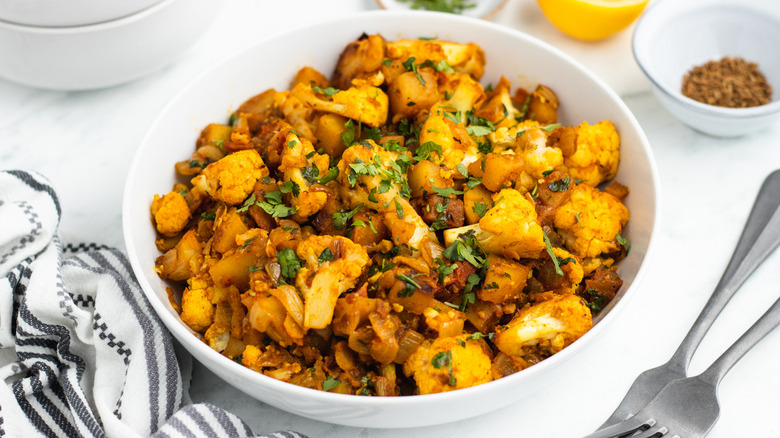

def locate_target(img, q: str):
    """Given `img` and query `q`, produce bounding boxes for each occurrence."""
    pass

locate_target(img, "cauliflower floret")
[291,82,388,128]
[419,114,479,170]
[445,188,545,259]
[554,183,630,258]
[549,247,584,294]
[403,335,493,394]
[275,91,316,141]
[151,190,191,236]
[337,141,406,209]
[478,189,544,258]
[493,294,592,357]
[180,275,214,333]
[386,39,485,80]
[278,130,330,218]
[515,127,564,180]
[295,235,370,329]
[564,120,620,186]
[191,149,269,205]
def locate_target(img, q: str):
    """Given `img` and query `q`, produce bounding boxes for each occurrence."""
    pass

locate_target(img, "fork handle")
[669,170,780,371]
[699,295,780,386]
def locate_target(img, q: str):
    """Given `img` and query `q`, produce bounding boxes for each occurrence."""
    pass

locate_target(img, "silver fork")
[596,169,780,430]
[585,294,780,438]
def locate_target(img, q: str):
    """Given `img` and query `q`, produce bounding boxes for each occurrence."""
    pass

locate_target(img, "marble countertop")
[2,0,780,436]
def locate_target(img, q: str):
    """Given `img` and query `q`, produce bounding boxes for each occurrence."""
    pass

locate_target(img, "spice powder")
[681,57,772,108]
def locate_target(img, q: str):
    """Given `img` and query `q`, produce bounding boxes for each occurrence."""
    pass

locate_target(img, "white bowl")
[633,0,780,137]
[123,11,660,428]
[0,0,222,90]
[0,0,162,27]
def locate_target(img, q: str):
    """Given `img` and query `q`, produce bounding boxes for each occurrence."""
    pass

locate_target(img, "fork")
[584,294,780,438]
[596,170,780,430]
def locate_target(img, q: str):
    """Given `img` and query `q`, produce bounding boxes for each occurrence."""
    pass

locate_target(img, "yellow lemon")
[536,0,650,41]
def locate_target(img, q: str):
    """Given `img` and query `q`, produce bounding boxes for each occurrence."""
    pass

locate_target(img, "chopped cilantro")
[257,197,297,218]
[456,163,469,178]
[472,201,489,218]
[543,233,564,276]
[332,203,363,230]
[313,86,339,96]
[467,332,490,341]
[301,163,320,185]
[559,257,576,265]
[466,125,493,137]
[394,198,404,218]
[616,233,630,253]
[276,247,302,283]
[585,288,607,313]
[279,180,300,197]
[429,201,450,232]
[548,177,571,192]
[396,273,422,297]
[432,186,464,197]
[431,350,457,386]
[402,56,426,86]
[477,139,493,154]
[236,193,257,213]
[398,0,476,14]
[322,376,341,391]
[317,166,339,184]
[318,248,334,264]
[414,141,443,162]
[434,257,456,284]
[420,59,455,74]
[341,119,356,146]
[442,230,486,269]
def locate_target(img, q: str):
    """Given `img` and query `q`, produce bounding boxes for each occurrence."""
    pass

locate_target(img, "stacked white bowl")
[0,0,223,90]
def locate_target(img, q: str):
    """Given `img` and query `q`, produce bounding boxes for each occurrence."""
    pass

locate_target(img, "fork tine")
[582,416,654,438]
[630,424,668,438]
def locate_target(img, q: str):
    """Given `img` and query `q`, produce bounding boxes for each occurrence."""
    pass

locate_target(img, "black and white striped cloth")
[0,171,309,438]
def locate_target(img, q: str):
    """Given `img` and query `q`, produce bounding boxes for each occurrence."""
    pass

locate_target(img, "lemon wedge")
[536,0,649,41]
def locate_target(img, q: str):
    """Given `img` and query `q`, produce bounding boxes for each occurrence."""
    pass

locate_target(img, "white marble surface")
[2,0,780,436]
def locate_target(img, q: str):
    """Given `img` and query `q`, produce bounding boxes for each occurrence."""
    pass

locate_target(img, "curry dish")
[151,34,630,396]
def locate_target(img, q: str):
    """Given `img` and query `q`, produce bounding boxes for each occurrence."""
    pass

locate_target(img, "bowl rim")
[0,0,176,33]
[123,8,661,412]
[632,0,780,119]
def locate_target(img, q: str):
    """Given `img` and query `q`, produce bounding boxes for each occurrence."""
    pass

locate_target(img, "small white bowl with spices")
[633,0,780,137]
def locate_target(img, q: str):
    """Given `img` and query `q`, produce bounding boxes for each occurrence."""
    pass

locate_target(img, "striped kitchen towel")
[0,170,309,438]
